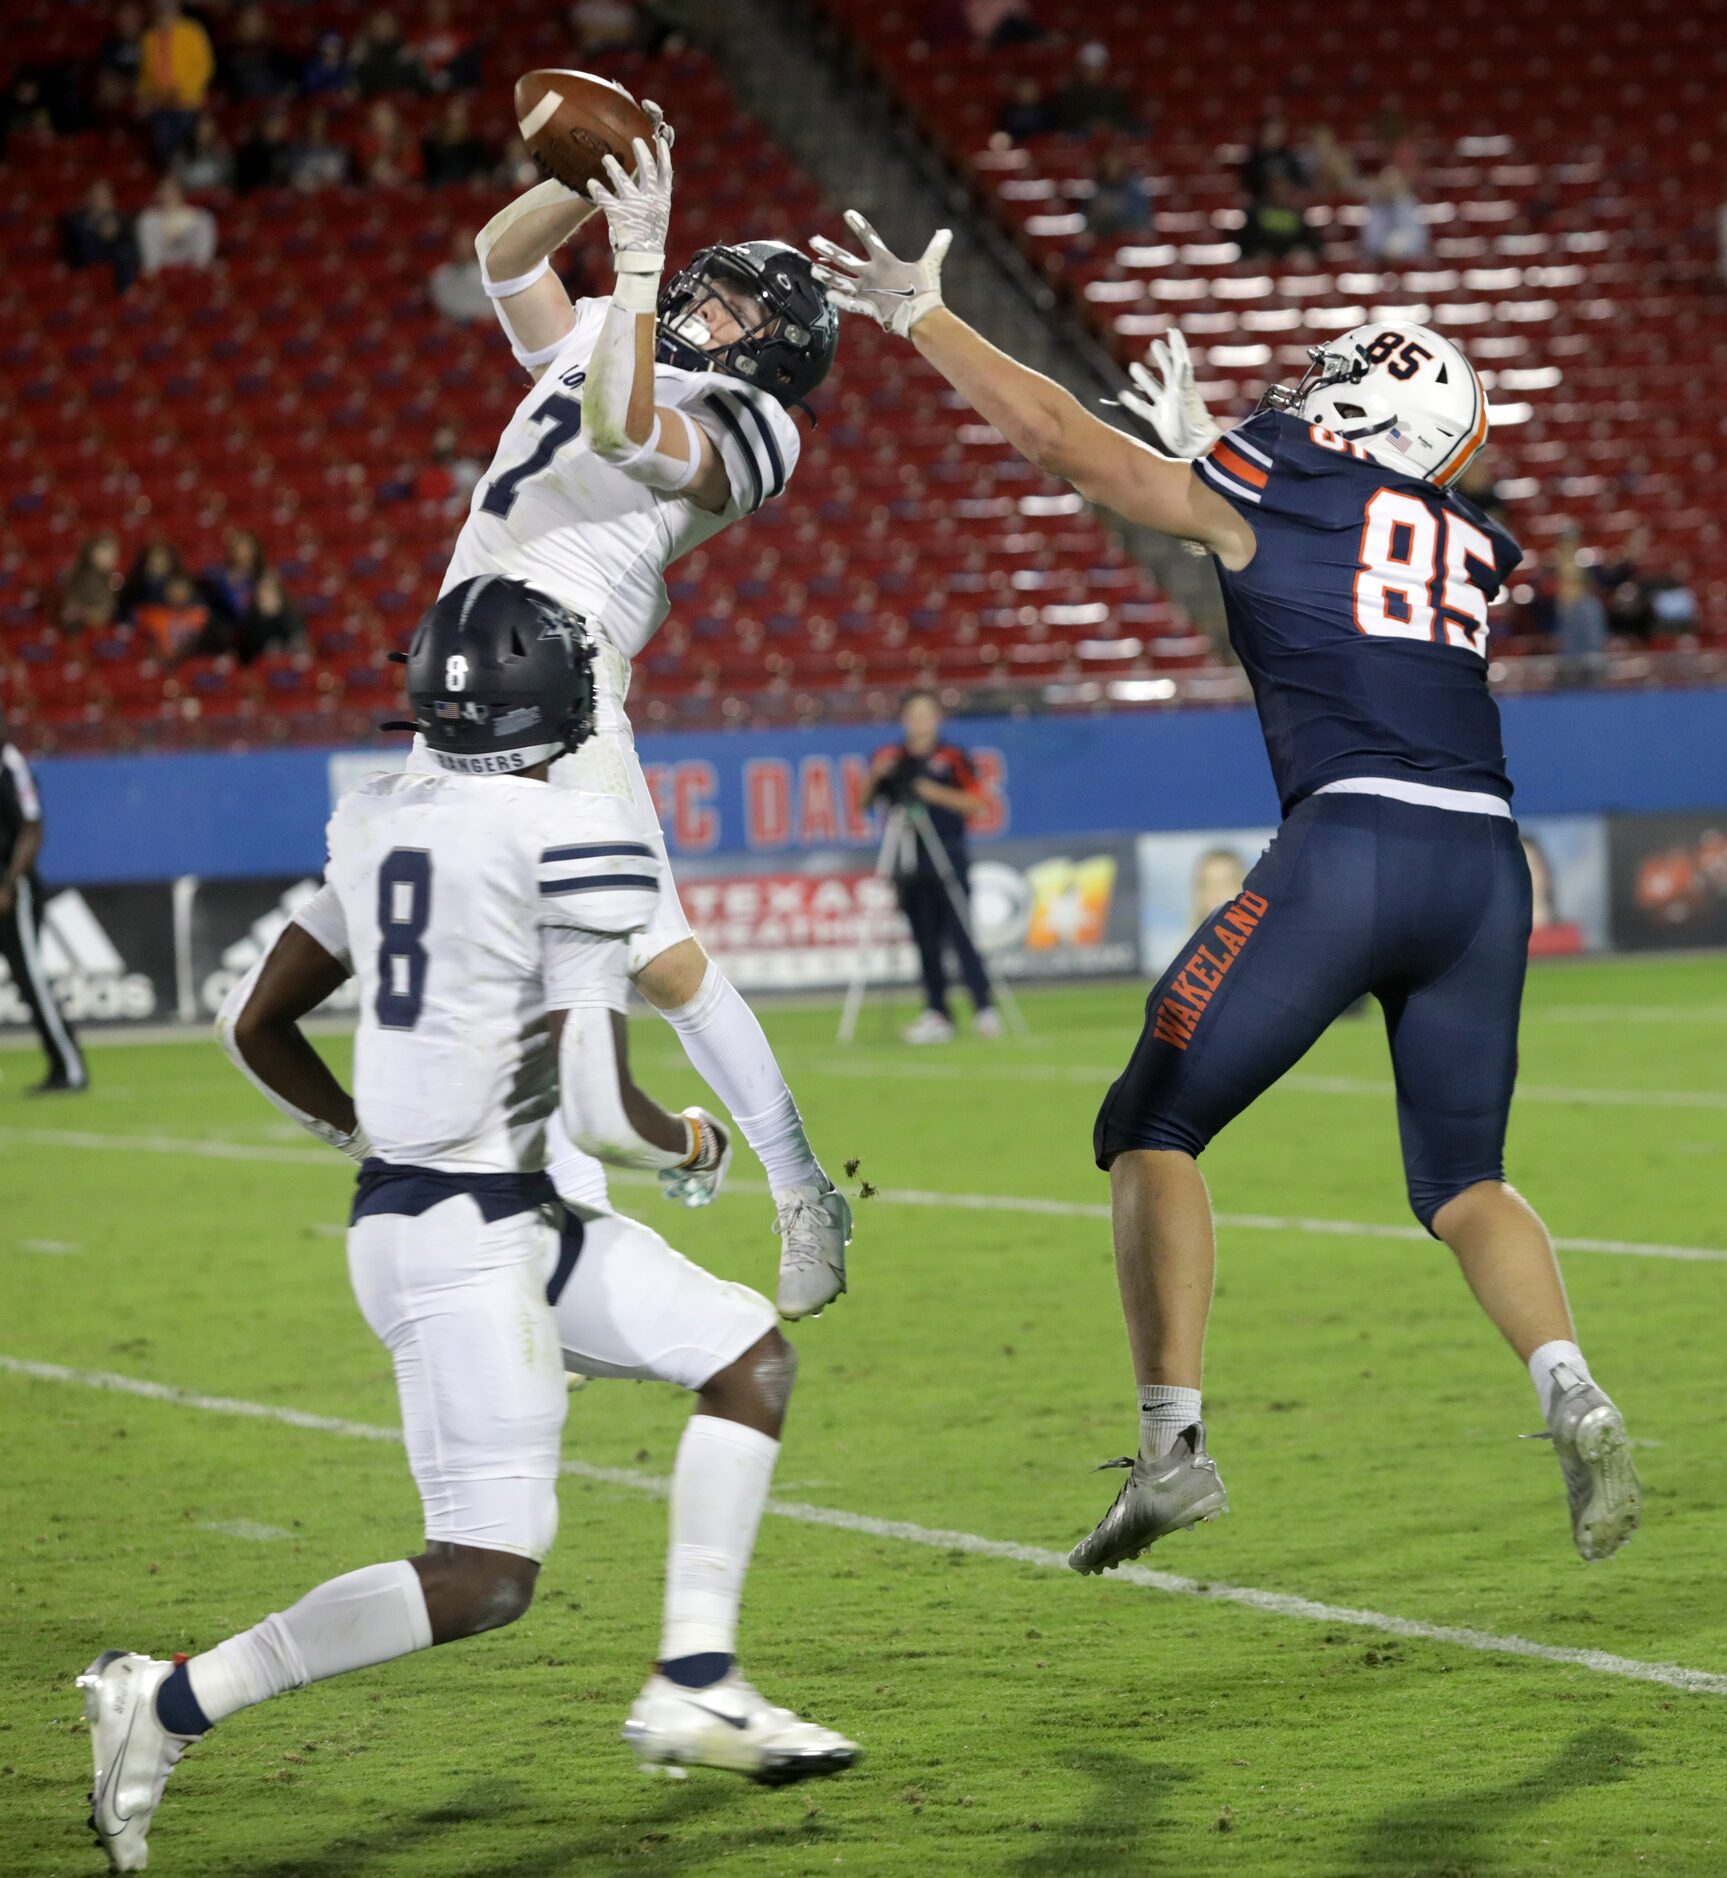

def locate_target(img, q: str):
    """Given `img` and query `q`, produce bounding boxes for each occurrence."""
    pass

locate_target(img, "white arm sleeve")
[214,942,371,1164]
[578,295,701,494]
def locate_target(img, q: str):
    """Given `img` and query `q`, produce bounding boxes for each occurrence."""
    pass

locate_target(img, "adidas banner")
[0,883,177,1028]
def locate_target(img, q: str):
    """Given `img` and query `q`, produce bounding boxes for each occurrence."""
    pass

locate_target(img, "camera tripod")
[836,800,1028,1044]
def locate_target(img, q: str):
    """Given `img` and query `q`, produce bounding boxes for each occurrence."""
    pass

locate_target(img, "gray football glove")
[810,210,951,339]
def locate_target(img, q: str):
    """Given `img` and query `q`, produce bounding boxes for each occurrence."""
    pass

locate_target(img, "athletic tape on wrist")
[612,267,663,316]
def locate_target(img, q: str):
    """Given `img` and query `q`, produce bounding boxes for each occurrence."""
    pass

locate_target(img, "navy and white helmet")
[1260,321,1488,487]
[394,577,595,775]
[657,240,840,406]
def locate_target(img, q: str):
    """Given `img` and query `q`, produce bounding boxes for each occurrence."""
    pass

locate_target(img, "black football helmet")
[657,240,839,406]
[392,577,595,775]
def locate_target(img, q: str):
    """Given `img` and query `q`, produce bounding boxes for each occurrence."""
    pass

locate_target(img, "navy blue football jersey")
[1195,411,1523,814]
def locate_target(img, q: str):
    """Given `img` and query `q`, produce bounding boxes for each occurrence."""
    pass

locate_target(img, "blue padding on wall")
[27,687,1727,883]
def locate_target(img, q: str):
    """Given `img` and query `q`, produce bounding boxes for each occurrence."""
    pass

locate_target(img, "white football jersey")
[439,298,802,666]
[297,769,660,1175]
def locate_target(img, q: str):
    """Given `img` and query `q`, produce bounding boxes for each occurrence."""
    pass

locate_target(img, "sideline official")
[0,719,88,1094]
[869,690,999,1043]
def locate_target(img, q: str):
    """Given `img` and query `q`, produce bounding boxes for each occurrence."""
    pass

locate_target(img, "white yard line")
[201,1519,295,1542]
[3,1352,1722,1699]
[3,1126,1722,1265]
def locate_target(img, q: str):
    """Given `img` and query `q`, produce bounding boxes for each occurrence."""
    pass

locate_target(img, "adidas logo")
[199,881,360,1016]
[0,890,157,1024]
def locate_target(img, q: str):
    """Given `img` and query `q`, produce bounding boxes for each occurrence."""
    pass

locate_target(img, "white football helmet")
[1260,321,1488,487]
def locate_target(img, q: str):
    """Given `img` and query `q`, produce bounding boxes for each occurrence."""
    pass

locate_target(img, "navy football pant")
[1094,793,1532,1231]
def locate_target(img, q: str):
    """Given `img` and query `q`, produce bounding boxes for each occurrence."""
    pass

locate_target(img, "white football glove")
[641,98,673,149]
[587,131,673,264]
[1118,329,1222,461]
[810,210,951,339]
[659,1106,733,1209]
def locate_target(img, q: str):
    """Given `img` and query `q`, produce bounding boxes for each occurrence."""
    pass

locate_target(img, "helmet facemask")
[656,241,840,406]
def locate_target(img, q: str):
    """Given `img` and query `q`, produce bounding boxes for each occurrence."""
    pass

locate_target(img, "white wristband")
[612,266,662,317]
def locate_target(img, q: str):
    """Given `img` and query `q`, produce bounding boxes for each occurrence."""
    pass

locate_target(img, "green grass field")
[3,955,1725,1877]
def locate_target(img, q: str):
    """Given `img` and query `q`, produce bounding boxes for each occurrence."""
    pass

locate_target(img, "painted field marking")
[4,1352,1722,1699]
[3,1127,1722,1267]
[18,1238,81,1255]
[201,1519,295,1543]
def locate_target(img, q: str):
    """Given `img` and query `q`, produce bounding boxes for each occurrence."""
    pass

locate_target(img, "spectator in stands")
[356,100,423,185]
[411,0,481,92]
[299,32,354,102]
[931,0,1044,47]
[1596,527,1655,641]
[1649,564,1698,635]
[288,109,351,190]
[1239,172,1320,263]
[137,176,217,274]
[172,114,234,193]
[352,12,425,98]
[422,98,494,188]
[221,5,291,102]
[1,72,54,151]
[1239,111,1308,205]
[995,77,1051,143]
[61,181,139,294]
[1048,40,1134,135]
[236,107,294,192]
[1087,140,1154,238]
[201,528,266,624]
[234,572,304,662]
[58,532,124,636]
[137,0,215,160]
[570,0,641,53]
[1304,123,1358,197]
[96,4,145,110]
[1360,166,1428,263]
[1552,528,1607,680]
[429,229,489,323]
[120,540,186,616]
[136,570,210,659]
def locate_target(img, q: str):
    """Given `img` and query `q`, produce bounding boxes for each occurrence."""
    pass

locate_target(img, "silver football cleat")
[1068,1423,1229,1575]
[774,1179,851,1320]
[1535,1365,1642,1562]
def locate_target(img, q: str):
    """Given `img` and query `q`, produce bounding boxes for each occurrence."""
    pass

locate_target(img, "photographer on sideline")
[868,690,999,1043]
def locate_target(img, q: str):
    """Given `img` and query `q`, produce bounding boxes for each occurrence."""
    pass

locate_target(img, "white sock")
[545,1111,612,1212]
[661,1414,779,1662]
[185,1559,433,1724]
[659,963,820,1193]
[1138,1384,1203,1459]
[1528,1339,1592,1416]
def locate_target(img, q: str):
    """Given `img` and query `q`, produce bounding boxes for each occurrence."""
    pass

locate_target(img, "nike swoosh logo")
[685,1700,751,1731]
[880,286,918,298]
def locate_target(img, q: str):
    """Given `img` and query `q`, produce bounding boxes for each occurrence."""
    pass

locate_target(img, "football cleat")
[901,1010,956,1045]
[1533,1365,1642,1562]
[659,1107,733,1208]
[1068,1423,1229,1575]
[774,1179,851,1320]
[972,1007,1005,1040]
[78,1651,191,1872]
[623,1671,860,1786]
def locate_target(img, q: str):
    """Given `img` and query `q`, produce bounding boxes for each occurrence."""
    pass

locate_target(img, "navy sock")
[659,1651,734,1690]
[154,1661,213,1738]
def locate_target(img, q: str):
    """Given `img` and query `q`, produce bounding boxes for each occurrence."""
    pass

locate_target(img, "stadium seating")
[0,1,1184,750]
[822,0,1727,660]
[2,0,1723,752]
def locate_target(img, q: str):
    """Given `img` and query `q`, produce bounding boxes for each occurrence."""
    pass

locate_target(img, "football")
[514,68,655,196]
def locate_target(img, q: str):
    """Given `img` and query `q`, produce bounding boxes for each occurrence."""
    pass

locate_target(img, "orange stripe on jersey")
[1210,441,1269,489]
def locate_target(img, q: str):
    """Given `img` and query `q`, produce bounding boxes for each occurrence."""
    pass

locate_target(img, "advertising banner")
[0,883,177,1029]
[1134,813,1611,973]
[679,836,1142,993]
[1607,811,1727,951]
